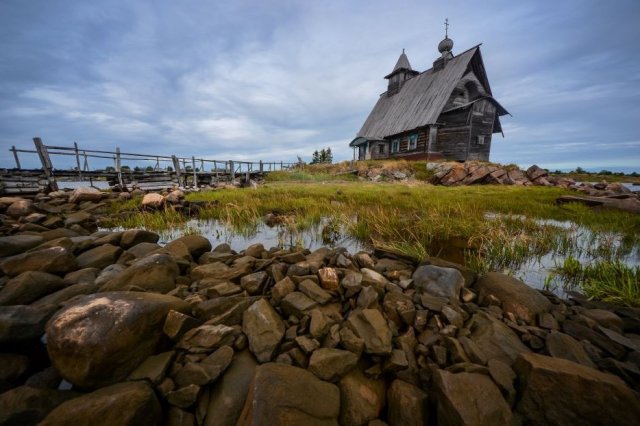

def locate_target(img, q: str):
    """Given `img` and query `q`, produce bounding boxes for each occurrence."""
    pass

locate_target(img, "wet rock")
[120,229,160,249]
[141,193,164,209]
[69,187,103,204]
[0,271,65,305]
[546,331,596,368]
[204,350,258,426]
[243,299,285,362]
[100,253,179,293]
[46,292,190,388]
[475,272,551,323]
[346,309,392,355]
[434,369,512,426]
[0,234,44,257]
[387,379,428,426]
[514,352,640,425]
[76,244,123,269]
[0,247,77,277]
[412,265,464,303]
[237,363,340,425]
[339,369,386,425]
[308,348,358,382]
[468,312,531,366]
[0,304,57,342]
[0,385,80,426]
[40,381,161,426]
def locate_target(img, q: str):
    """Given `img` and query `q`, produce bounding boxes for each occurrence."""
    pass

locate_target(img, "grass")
[547,256,640,306]
[104,179,640,305]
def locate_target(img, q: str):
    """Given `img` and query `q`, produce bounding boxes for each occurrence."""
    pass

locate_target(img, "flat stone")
[120,229,160,249]
[281,291,318,318]
[32,282,98,308]
[271,277,296,304]
[546,331,596,368]
[76,244,123,269]
[240,271,268,295]
[194,295,260,326]
[128,351,175,385]
[69,187,103,203]
[0,304,57,342]
[346,309,392,355]
[468,312,531,366]
[581,309,624,332]
[339,369,386,426]
[164,310,201,341]
[0,271,65,305]
[0,235,45,257]
[514,352,640,425]
[434,369,512,426]
[191,261,252,282]
[0,247,77,277]
[237,363,339,425]
[387,379,428,426]
[0,385,80,426]
[100,253,179,293]
[242,299,285,363]
[299,279,332,304]
[178,324,237,353]
[308,348,358,382]
[174,346,234,387]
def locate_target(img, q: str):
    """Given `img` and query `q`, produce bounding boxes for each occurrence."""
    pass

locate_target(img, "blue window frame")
[408,134,418,150]
[391,139,400,153]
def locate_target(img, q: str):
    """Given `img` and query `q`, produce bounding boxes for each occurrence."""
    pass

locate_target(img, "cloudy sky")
[1,0,639,171]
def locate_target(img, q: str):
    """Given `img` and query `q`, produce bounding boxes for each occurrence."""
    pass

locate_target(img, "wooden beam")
[11,146,21,169]
[33,137,58,191]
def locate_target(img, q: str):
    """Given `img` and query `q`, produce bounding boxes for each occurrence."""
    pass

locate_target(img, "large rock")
[434,369,512,425]
[39,381,161,426]
[0,235,45,257]
[100,253,179,293]
[141,193,164,209]
[69,187,103,204]
[346,308,393,355]
[119,229,160,249]
[169,235,212,259]
[387,379,428,426]
[412,265,464,303]
[191,261,253,282]
[194,295,260,326]
[45,292,190,388]
[6,199,34,218]
[474,272,551,323]
[205,350,258,426]
[0,385,80,426]
[237,363,340,425]
[545,331,596,368]
[242,299,285,362]
[468,312,531,366]
[32,282,99,308]
[0,271,66,305]
[76,244,123,269]
[339,369,386,425]
[0,247,77,277]
[514,352,640,425]
[0,304,57,342]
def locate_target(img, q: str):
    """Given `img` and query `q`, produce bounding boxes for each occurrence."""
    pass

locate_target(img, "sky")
[1,0,639,172]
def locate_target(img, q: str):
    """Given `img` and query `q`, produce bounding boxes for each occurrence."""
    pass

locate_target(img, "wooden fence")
[1,137,300,194]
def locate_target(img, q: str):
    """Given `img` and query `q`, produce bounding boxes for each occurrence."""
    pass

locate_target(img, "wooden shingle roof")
[357,46,481,140]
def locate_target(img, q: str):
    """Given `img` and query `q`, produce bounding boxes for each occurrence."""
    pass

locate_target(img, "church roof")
[357,45,507,140]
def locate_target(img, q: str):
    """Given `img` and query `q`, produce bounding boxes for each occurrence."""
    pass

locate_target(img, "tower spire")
[444,18,449,38]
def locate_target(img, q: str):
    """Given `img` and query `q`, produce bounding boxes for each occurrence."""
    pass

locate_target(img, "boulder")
[0,386,80,426]
[141,193,164,209]
[514,352,640,425]
[581,309,624,332]
[240,271,268,295]
[545,331,596,368]
[475,272,551,323]
[45,292,190,388]
[434,369,512,425]
[194,295,260,326]
[100,253,179,293]
[6,199,34,218]
[242,299,285,362]
[170,235,212,259]
[280,291,318,318]
[318,267,340,291]
[39,381,161,426]
[237,363,340,425]
[32,282,99,308]
[0,271,66,305]
[387,379,428,426]
[191,261,253,282]
[346,309,393,355]
[64,211,94,227]
[174,346,234,387]
[205,350,258,426]
[308,348,358,382]
[0,235,45,257]
[76,244,123,270]
[0,247,77,277]
[127,351,175,385]
[412,265,464,303]
[299,278,332,304]
[0,304,57,342]
[69,187,103,204]
[526,165,548,181]
[339,369,386,425]
[177,324,237,353]
[120,229,160,249]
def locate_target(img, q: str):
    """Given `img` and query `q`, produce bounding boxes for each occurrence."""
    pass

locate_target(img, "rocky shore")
[1,188,639,425]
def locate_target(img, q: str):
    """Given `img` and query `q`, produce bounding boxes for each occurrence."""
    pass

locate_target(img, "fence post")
[192,156,197,188]
[171,155,181,187]
[229,160,235,180]
[74,142,82,181]
[280,161,283,171]
[115,147,124,188]
[10,146,21,169]
[83,152,89,172]
[259,160,263,173]
[33,137,58,191]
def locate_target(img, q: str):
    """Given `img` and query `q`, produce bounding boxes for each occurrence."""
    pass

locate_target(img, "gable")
[357,47,479,140]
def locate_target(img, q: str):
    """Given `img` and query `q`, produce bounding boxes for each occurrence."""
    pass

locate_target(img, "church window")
[408,134,418,150]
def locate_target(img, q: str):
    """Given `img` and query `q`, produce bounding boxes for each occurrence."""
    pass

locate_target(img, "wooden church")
[350,23,510,162]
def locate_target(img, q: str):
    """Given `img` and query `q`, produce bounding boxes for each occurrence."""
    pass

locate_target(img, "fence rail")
[2,137,300,194]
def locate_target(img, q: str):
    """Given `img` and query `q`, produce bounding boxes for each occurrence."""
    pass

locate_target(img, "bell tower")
[384,49,419,96]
